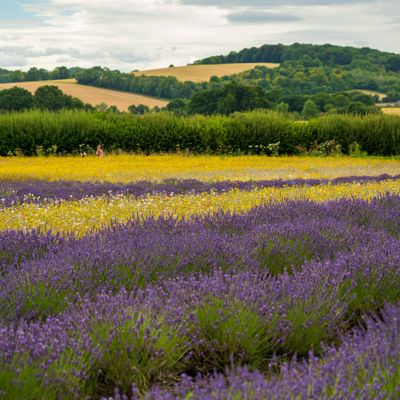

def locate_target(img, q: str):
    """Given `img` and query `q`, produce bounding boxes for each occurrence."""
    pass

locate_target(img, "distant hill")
[132,63,279,83]
[2,43,400,115]
[194,43,400,71]
[0,79,168,110]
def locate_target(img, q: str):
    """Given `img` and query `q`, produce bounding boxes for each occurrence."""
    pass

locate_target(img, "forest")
[1,43,400,116]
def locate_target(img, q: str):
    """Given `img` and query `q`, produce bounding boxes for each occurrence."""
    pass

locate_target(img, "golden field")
[132,63,279,83]
[382,107,400,115]
[1,155,400,183]
[0,79,168,110]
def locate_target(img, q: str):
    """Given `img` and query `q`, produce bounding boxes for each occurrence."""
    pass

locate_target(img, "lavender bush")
[1,194,400,398]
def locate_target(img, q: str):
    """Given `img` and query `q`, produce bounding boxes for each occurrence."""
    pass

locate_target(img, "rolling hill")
[132,63,279,83]
[0,79,168,110]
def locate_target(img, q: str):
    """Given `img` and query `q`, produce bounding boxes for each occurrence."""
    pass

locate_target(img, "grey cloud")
[0,46,81,58]
[0,56,28,68]
[180,0,374,6]
[108,50,154,64]
[227,11,301,24]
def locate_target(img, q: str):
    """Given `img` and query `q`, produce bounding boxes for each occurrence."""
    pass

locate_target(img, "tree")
[302,99,320,119]
[0,87,34,111]
[35,86,67,110]
[166,98,187,114]
[51,66,70,80]
[276,102,289,114]
[34,85,84,111]
[128,104,150,115]
[188,82,271,115]
[385,56,400,73]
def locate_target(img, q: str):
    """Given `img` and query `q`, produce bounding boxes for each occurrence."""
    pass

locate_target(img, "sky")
[0,0,399,72]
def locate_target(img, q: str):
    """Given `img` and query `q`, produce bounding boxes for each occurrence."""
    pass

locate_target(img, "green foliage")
[128,104,150,115]
[0,364,56,400]
[192,44,400,104]
[34,85,85,111]
[75,66,204,100]
[302,99,320,119]
[255,235,315,275]
[0,87,34,111]
[0,85,90,113]
[71,44,400,107]
[0,348,89,400]
[0,110,400,156]
[195,43,397,68]
[348,142,367,157]
[166,98,188,115]
[276,102,289,114]
[0,66,74,83]
[191,298,275,372]
[283,298,343,357]
[2,44,400,111]
[86,312,186,396]
[188,82,272,115]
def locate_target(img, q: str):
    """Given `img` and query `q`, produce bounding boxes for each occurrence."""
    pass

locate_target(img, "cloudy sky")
[0,0,399,71]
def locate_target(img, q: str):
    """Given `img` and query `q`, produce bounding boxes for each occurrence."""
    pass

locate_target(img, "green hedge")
[0,110,399,156]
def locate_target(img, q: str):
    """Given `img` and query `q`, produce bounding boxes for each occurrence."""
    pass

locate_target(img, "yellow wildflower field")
[2,179,399,236]
[1,155,400,182]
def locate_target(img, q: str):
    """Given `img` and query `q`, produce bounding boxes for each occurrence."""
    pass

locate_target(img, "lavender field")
[1,157,400,399]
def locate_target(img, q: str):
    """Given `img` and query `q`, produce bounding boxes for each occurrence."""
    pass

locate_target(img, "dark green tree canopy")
[0,87,34,111]
[34,85,85,111]
[188,82,271,115]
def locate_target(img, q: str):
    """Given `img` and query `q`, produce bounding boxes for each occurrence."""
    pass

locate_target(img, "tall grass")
[0,110,400,156]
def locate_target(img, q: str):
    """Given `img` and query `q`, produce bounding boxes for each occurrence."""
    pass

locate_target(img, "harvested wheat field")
[0,79,168,111]
[382,108,400,115]
[132,63,279,82]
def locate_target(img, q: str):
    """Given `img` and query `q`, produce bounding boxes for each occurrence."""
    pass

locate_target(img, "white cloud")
[0,0,398,71]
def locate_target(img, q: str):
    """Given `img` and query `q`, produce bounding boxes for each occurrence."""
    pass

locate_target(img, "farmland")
[0,79,168,110]
[132,62,279,82]
[382,107,400,115]
[1,154,400,399]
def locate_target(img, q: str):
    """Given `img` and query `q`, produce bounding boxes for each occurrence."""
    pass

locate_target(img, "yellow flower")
[1,180,399,236]
[1,155,399,183]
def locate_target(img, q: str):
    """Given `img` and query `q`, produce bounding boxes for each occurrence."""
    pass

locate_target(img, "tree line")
[0,81,381,118]
[0,86,91,112]
[195,43,400,72]
[0,66,78,83]
[170,82,379,116]
[75,67,205,99]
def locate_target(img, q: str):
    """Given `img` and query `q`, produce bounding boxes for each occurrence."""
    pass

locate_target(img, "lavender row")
[1,173,400,206]
[1,247,400,398]
[1,195,400,321]
[122,302,400,400]
[1,196,400,397]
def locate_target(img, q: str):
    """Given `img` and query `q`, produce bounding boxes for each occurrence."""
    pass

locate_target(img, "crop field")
[382,107,400,115]
[132,63,280,82]
[1,155,400,399]
[0,79,168,110]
